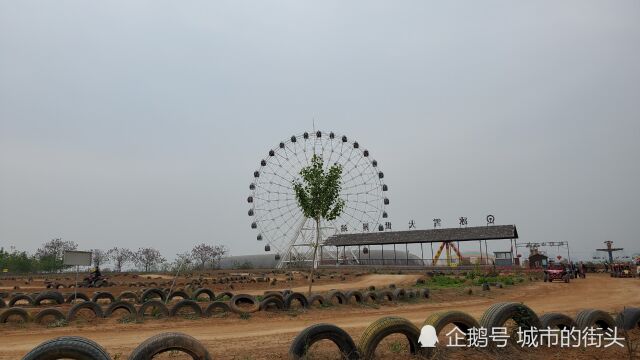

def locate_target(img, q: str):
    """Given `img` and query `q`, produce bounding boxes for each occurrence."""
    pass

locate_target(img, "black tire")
[67,301,104,322]
[262,292,285,303]
[392,288,407,301]
[260,296,285,311]
[308,294,326,306]
[422,310,480,341]
[204,301,231,317]
[284,292,309,309]
[9,294,33,307]
[193,288,215,301]
[140,288,166,303]
[137,300,169,320]
[479,302,541,346]
[358,316,421,359]
[345,290,364,304]
[91,292,115,304]
[0,298,5,308]
[327,290,347,305]
[229,294,259,314]
[117,291,139,303]
[33,308,66,325]
[616,307,640,331]
[539,312,577,330]
[66,292,90,304]
[21,336,112,360]
[576,309,617,331]
[364,291,378,303]
[128,332,212,360]
[0,307,31,323]
[34,291,64,306]
[216,291,234,301]
[168,290,191,302]
[289,323,359,360]
[376,290,395,303]
[104,300,137,318]
[170,299,203,318]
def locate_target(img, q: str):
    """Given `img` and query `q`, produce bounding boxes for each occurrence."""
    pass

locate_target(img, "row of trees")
[0,239,228,274]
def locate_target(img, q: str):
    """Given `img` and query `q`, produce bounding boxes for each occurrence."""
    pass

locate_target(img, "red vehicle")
[543,264,570,283]
[611,263,635,278]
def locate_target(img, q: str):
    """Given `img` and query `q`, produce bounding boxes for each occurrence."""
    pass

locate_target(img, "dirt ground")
[1,273,639,359]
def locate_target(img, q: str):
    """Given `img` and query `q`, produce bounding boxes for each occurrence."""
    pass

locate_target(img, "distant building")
[529,253,548,269]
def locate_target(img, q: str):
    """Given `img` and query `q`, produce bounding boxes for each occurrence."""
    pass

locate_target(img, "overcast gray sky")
[1,1,639,262]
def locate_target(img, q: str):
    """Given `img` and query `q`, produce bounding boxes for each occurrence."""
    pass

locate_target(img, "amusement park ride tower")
[596,240,623,263]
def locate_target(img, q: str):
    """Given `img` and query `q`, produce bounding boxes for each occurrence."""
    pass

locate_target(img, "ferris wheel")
[247,131,389,268]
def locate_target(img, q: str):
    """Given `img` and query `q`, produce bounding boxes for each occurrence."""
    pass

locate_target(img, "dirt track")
[2,274,639,359]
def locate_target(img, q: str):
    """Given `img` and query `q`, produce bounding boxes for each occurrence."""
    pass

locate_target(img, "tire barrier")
[308,294,326,306]
[33,308,66,325]
[66,292,90,304]
[104,300,137,318]
[422,310,480,340]
[193,288,215,301]
[9,294,34,307]
[345,290,364,304]
[358,316,422,360]
[138,300,170,320]
[170,299,203,318]
[117,291,139,303]
[376,290,395,303]
[289,323,359,360]
[205,301,231,317]
[229,294,259,314]
[576,309,617,331]
[327,290,347,305]
[168,290,191,302]
[128,332,213,360]
[0,307,31,323]
[260,296,285,311]
[140,288,166,303]
[284,292,309,309]
[34,291,64,306]
[539,312,577,330]
[480,302,542,332]
[22,336,112,360]
[616,307,640,331]
[67,301,104,322]
[392,288,407,301]
[91,292,116,304]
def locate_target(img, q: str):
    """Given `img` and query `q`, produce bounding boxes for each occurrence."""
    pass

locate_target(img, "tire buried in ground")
[284,292,309,309]
[34,291,65,306]
[0,307,31,323]
[539,312,577,330]
[22,336,112,360]
[392,288,406,301]
[193,288,215,301]
[229,294,259,314]
[260,296,285,311]
[34,308,66,325]
[117,291,139,303]
[9,294,33,307]
[91,292,115,304]
[138,300,169,320]
[168,290,191,302]
[308,294,326,307]
[576,309,617,331]
[479,302,541,347]
[170,299,203,318]
[376,290,395,303]
[345,290,364,304]
[289,323,359,360]
[616,307,640,331]
[140,288,166,303]
[128,332,212,360]
[327,290,347,305]
[204,301,231,317]
[67,301,104,322]
[105,300,137,319]
[66,292,90,304]
[422,310,480,341]
[358,316,422,360]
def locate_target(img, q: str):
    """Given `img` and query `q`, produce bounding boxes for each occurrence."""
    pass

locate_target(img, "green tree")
[292,154,345,296]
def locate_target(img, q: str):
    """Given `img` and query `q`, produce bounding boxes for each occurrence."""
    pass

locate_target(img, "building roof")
[324,225,518,247]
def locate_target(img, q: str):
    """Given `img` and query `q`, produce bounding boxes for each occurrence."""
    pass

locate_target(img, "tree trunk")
[307,217,321,296]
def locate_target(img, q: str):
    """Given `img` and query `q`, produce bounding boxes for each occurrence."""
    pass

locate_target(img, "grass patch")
[117,314,138,324]
[389,340,407,353]
[46,319,68,328]
[239,312,251,320]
